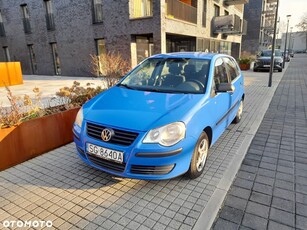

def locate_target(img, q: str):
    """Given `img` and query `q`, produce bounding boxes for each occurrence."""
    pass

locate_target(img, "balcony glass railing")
[166,0,197,24]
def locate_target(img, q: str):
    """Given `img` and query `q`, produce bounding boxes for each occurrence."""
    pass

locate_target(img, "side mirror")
[216,83,235,93]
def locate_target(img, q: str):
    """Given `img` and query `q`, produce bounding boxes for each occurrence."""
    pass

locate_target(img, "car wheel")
[253,68,257,72]
[186,132,209,179]
[233,100,243,124]
[278,69,282,72]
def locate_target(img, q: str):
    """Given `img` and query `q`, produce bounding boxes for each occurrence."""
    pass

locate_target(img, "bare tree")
[296,13,307,51]
[90,52,131,88]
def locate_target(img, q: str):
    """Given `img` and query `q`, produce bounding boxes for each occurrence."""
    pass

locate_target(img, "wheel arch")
[203,126,213,147]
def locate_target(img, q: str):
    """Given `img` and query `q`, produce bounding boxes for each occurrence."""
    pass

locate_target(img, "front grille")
[87,154,126,172]
[87,122,139,146]
[130,165,175,175]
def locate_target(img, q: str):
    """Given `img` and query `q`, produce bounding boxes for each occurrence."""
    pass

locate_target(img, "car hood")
[83,86,203,131]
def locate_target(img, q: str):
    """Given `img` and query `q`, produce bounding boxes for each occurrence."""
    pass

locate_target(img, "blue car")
[73,52,245,180]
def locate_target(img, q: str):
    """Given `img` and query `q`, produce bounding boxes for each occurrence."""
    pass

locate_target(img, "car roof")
[150,52,221,60]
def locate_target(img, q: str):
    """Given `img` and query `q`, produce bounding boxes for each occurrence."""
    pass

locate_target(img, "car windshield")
[261,50,282,57]
[119,58,210,94]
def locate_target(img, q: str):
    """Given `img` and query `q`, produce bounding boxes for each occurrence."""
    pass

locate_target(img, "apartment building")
[0,0,247,77]
[241,0,277,55]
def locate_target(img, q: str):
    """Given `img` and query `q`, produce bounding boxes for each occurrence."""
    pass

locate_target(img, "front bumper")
[73,123,196,180]
[254,61,283,71]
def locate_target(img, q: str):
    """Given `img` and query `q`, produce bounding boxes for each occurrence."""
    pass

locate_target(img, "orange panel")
[0,62,23,87]
[180,0,192,5]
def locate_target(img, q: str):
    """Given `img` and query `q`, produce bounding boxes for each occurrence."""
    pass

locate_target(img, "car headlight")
[75,107,84,128]
[143,122,186,147]
[275,58,283,63]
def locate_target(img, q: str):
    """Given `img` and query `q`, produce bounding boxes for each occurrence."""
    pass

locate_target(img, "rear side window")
[223,57,239,81]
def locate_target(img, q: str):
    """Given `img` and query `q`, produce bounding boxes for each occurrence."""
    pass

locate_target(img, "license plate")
[86,143,124,163]
[263,65,270,67]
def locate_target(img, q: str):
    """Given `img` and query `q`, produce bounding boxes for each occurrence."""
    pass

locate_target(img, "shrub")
[90,52,131,88]
[238,57,252,65]
[0,82,104,129]
[56,81,103,107]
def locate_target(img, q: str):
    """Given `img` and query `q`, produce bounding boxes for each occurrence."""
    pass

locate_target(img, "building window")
[214,4,220,17]
[136,36,153,64]
[0,10,5,37]
[21,4,31,34]
[224,10,229,15]
[44,0,55,30]
[202,0,207,27]
[131,0,153,18]
[3,46,10,62]
[95,39,106,76]
[28,44,37,74]
[96,39,106,57]
[50,43,61,75]
[93,0,103,23]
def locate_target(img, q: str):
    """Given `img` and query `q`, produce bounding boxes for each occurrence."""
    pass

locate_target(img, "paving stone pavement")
[0,61,286,230]
[212,54,307,230]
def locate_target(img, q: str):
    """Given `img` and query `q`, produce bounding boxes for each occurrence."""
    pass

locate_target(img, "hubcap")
[196,138,208,172]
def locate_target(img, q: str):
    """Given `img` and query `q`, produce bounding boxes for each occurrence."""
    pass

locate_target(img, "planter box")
[0,108,79,171]
[239,63,250,71]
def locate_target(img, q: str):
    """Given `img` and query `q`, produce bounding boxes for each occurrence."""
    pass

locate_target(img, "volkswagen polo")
[73,52,245,180]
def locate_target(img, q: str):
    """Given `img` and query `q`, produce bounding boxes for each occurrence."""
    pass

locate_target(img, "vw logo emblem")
[101,128,113,142]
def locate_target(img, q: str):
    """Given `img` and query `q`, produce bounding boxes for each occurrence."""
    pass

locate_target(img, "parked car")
[289,49,294,58]
[253,49,283,72]
[73,52,245,180]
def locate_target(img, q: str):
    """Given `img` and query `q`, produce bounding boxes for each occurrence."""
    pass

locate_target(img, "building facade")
[241,0,277,55]
[280,31,307,53]
[0,0,247,77]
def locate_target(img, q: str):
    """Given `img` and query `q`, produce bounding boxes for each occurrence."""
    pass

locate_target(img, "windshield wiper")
[118,83,136,90]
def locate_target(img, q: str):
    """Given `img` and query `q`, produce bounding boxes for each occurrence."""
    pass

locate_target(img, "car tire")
[278,69,282,72]
[253,68,257,72]
[186,132,209,179]
[233,100,243,124]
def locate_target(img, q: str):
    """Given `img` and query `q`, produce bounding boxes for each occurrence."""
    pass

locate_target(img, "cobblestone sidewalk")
[0,65,285,230]
[213,55,307,229]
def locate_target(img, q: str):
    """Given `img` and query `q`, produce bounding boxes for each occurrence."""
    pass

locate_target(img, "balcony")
[166,0,197,24]
[223,0,249,6]
[46,13,55,31]
[212,14,243,35]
